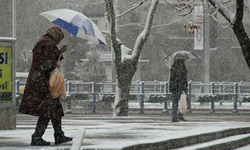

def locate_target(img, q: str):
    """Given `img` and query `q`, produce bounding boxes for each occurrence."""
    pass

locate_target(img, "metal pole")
[66,81,72,110]
[12,0,16,38]
[233,83,239,113]
[202,0,210,93]
[160,82,164,93]
[210,82,215,113]
[154,80,158,92]
[140,82,144,114]
[92,82,96,113]
[163,82,168,112]
[12,0,17,109]
[187,81,192,112]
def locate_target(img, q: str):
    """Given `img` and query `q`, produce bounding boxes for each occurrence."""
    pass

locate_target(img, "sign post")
[0,38,16,130]
[0,0,16,130]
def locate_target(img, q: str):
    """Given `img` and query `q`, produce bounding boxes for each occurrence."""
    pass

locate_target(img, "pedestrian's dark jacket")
[169,59,188,94]
[19,27,64,118]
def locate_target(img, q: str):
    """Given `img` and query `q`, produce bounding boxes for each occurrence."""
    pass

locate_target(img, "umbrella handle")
[57,54,65,67]
[162,50,167,57]
[57,54,63,62]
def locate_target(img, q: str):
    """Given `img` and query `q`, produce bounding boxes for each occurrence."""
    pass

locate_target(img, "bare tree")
[207,0,250,69]
[172,0,250,69]
[105,0,159,116]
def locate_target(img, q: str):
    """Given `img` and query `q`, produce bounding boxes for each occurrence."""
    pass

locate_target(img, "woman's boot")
[52,117,73,145]
[31,116,50,146]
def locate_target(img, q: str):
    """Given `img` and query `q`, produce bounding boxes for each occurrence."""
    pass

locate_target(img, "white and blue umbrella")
[40,9,107,46]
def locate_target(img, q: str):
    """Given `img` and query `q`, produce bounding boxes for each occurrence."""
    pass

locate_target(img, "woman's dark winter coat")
[169,59,188,94]
[19,37,64,118]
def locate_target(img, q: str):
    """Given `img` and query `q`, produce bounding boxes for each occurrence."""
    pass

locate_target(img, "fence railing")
[15,80,250,113]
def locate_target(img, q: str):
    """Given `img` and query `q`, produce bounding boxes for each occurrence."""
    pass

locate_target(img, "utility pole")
[202,0,210,92]
[184,1,210,91]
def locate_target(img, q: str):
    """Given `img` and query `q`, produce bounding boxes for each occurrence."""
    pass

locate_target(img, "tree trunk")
[208,0,250,69]
[106,0,159,117]
[232,21,250,70]
[113,60,137,116]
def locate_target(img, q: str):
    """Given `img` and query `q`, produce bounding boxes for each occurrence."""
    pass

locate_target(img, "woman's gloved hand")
[56,62,60,68]
[60,45,67,53]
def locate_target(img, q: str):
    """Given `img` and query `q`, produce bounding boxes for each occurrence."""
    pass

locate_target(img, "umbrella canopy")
[162,50,200,68]
[40,9,107,46]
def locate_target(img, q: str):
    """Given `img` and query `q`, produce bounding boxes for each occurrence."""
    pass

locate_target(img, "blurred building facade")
[2,0,250,83]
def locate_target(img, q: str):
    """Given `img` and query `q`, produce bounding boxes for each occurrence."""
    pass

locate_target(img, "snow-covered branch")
[131,0,159,60]
[152,16,188,28]
[208,0,236,25]
[209,4,231,29]
[106,0,122,53]
[115,0,148,18]
[163,0,195,12]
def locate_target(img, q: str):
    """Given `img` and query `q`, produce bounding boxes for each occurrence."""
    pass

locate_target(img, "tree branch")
[115,0,148,18]
[208,0,235,24]
[235,0,244,22]
[163,0,195,11]
[106,0,121,53]
[209,5,231,28]
[131,0,159,61]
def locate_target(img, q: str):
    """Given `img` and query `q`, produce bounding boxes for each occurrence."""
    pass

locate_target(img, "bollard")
[239,81,243,106]
[76,82,79,92]
[233,83,239,113]
[200,83,204,105]
[160,82,164,93]
[66,81,72,111]
[223,81,227,93]
[219,83,223,105]
[200,83,204,93]
[239,81,243,93]
[219,83,223,93]
[210,82,215,113]
[68,81,72,94]
[65,79,68,92]
[187,81,192,112]
[92,82,96,113]
[140,82,144,114]
[163,82,169,112]
[101,84,104,93]
[211,82,215,94]
[15,80,20,109]
[137,80,140,101]
[154,80,158,92]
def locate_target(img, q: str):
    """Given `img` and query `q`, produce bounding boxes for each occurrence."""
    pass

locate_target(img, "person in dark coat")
[169,59,188,122]
[19,26,72,146]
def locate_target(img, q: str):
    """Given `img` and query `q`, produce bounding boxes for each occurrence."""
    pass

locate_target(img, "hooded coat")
[169,59,188,94]
[19,26,65,118]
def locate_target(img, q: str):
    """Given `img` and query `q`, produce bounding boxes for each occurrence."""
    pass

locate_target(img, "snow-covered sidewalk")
[0,113,250,150]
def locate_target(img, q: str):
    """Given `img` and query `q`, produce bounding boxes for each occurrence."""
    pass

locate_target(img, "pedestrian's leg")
[51,117,72,145]
[172,93,180,122]
[31,116,50,146]
[177,112,187,121]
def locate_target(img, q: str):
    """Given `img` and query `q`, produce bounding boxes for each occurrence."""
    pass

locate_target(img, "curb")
[121,127,250,150]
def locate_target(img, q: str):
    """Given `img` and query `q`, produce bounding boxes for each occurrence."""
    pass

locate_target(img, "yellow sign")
[0,47,12,92]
